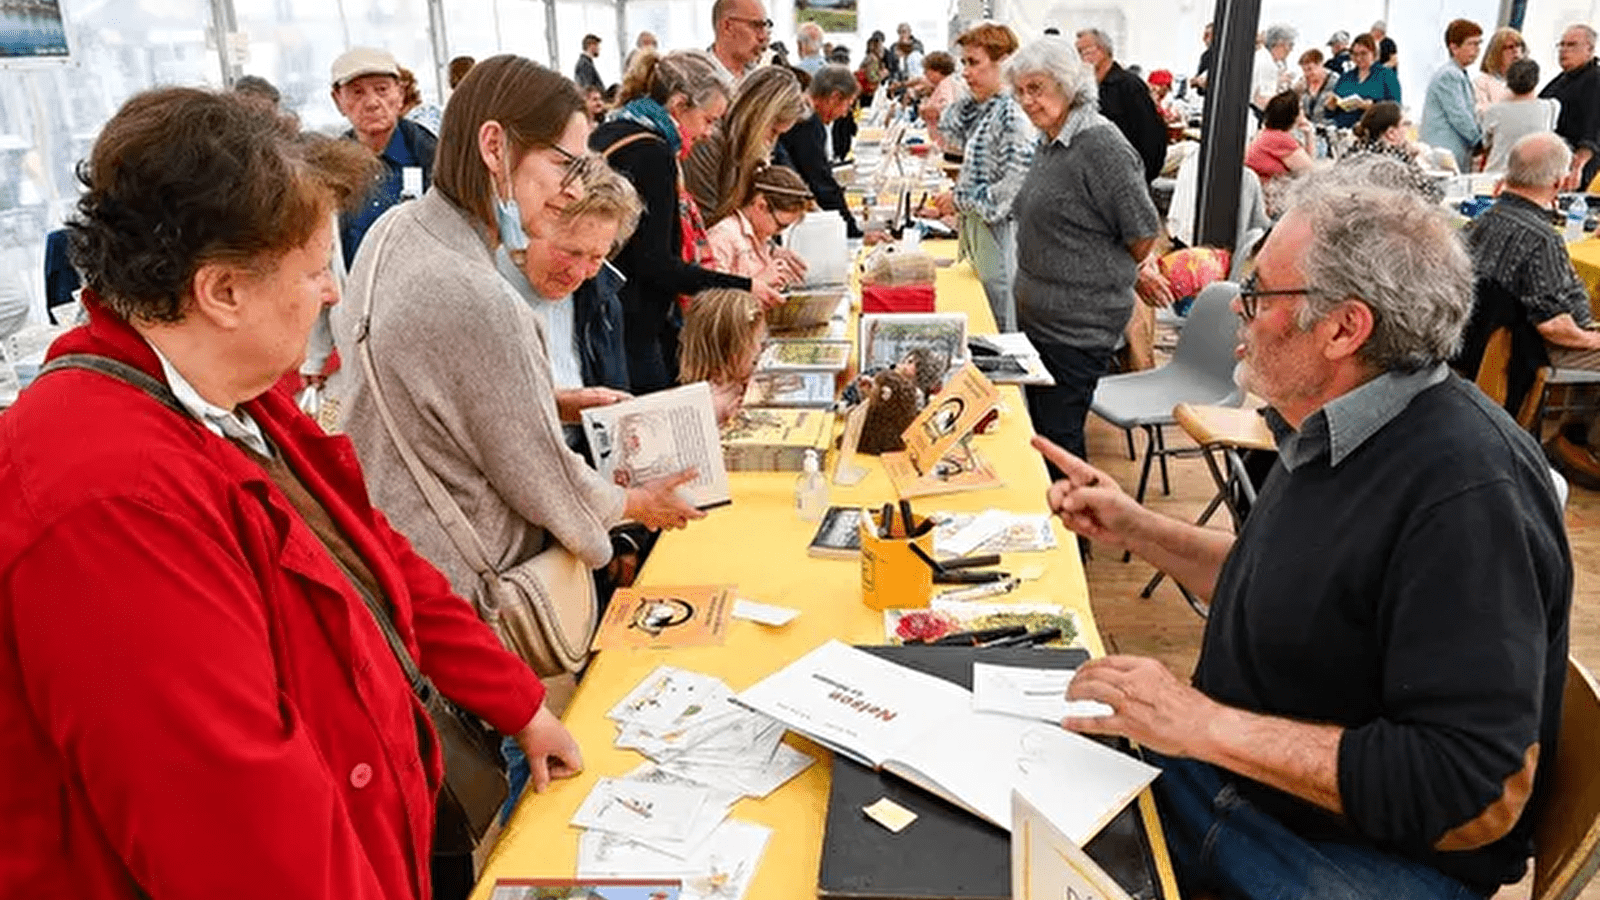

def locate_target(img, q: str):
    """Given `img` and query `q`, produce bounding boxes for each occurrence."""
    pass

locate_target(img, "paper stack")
[571,667,815,900]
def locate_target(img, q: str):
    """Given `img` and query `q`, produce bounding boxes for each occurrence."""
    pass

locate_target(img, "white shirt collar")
[146,340,272,457]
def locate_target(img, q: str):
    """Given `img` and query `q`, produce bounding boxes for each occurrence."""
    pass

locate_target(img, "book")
[593,585,735,651]
[900,363,1001,473]
[721,407,832,472]
[859,313,968,374]
[582,382,732,511]
[882,441,1003,499]
[757,339,852,372]
[816,645,1165,900]
[808,505,865,559]
[967,333,1053,386]
[1013,791,1133,900]
[736,640,1159,845]
[768,288,849,331]
[744,371,838,409]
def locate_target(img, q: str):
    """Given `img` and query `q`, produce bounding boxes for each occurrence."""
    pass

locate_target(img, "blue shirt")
[1331,66,1403,128]
[340,125,420,269]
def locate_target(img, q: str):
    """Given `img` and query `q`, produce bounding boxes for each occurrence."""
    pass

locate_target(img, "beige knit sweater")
[328,189,626,601]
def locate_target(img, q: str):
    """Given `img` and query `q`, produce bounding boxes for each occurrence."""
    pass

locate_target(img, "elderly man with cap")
[1326,31,1353,75]
[330,46,438,269]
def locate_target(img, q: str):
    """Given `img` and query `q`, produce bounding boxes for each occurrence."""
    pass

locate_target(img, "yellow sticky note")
[864,797,918,833]
[1015,565,1046,582]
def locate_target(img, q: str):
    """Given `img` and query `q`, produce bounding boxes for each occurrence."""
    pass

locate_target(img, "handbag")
[37,352,509,851]
[351,215,599,679]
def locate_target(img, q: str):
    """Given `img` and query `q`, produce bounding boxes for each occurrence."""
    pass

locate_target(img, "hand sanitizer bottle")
[795,449,827,522]
[1567,195,1588,242]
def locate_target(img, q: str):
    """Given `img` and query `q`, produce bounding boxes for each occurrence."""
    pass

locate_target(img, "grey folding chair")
[1091,281,1245,509]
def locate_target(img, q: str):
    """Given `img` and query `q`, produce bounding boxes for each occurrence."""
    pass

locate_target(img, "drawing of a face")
[630,597,694,635]
[922,397,965,442]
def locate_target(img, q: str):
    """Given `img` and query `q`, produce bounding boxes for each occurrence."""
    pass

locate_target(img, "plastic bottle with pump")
[1566,195,1588,243]
[794,449,827,521]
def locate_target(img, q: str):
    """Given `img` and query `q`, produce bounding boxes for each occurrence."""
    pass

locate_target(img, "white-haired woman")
[1007,37,1161,476]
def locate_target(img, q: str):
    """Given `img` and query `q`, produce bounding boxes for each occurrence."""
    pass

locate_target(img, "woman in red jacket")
[0,86,580,899]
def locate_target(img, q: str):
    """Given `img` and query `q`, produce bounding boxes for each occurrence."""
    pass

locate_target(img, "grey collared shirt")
[1264,363,1450,471]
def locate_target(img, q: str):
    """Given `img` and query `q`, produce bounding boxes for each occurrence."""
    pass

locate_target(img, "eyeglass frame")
[551,142,600,190]
[729,15,775,32]
[1237,272,1314,321]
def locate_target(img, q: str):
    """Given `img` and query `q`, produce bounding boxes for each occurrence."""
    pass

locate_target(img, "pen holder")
[860,509,934,611]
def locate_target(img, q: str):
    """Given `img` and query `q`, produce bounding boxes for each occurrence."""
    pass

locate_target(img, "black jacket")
[775,113,861,237]
[1542,58,1600,187]
[1097,63,1169,183]
[572,263,631,391]
[591,119,750,393]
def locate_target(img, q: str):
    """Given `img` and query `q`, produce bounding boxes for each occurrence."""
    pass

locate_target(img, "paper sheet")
[971,663,1115,723]
[578,819,773,900]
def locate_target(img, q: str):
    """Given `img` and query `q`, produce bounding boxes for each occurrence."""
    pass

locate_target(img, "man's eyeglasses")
[1237,272,1312,321]
[552,143,600,190]
[731,16,774,32]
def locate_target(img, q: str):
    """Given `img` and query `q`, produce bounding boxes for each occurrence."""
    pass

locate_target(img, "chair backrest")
[1170,281,1243,392]
[1474,326,1515,407]
[1533,658,1600,900]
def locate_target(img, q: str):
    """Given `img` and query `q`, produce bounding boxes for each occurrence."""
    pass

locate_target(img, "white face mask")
[493,131,530,253]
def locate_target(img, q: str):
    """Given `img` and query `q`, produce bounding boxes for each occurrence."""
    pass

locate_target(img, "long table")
[469,252,1181,899]
[1564,237,1600,318]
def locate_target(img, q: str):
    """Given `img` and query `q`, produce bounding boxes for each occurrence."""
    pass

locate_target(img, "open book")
[735,640,1159,846]
[582,382,732,511]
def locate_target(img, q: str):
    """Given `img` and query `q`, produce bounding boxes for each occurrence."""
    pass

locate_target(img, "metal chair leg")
[1124,428,1136,460]
[1139,487,1226,598]
[1124,425,1157,562]
[1154,424,1171,495]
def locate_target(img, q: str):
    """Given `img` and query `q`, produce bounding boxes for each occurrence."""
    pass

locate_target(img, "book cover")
[744,371,838,409]
[768,289,848,331]
[882,442,1002,500]
[735,640,1158,844]
[900,363,1000,474]
[757,339,852,372]
[859,313,968,374]
[722,408,832,472]
[808,506,864,559]
[593,585,735,651]
[1013,791,1133,900]
[582,382,732,511]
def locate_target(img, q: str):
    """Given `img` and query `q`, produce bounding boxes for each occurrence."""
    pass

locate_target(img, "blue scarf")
[613,97,682,156]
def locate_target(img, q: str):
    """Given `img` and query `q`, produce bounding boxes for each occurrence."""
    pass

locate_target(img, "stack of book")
[722,408,832,472]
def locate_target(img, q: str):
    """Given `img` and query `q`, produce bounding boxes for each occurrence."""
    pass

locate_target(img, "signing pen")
[980,626,1063,648]
[931,625,1026,646]
[935,576,1021,602]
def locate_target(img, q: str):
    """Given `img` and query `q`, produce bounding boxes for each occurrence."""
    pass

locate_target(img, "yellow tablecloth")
[470,253,1179,899]
[1565,237,1600,319]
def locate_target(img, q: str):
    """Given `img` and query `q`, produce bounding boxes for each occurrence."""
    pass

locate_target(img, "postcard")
[578,818,772,900]
[570,778,714,842]
[594,586,735,652]
[488,880,682,900]
[972,663,1115,722]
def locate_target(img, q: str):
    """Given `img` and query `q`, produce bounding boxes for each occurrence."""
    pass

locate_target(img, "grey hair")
[1263,24,1297,49]
[1007,37,1099,111]
[1284,174,1472,371]
[810,64,859,99]
[798,22,823,52]
[564,161,644,251]
[1566,23,1598,47]
[1506,132,1572,188]
[1075,28,1113,57]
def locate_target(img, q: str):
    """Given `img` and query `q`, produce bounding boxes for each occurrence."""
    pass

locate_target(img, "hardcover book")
[722,408,833,472]
[807,506,865,559]
[582,382,732,511]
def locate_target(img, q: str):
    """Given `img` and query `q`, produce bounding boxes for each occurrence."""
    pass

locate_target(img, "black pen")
[880,503,894,539]
[933,569,1009,584]
[907,541,947,574]
[898,500,915,538]
[942,553,1002,570]
[979,627,1063,648]
[931,625,1026,646]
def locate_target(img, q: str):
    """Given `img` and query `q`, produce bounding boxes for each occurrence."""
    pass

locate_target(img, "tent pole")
[545,0,561,69]
[1194,0,1261,250]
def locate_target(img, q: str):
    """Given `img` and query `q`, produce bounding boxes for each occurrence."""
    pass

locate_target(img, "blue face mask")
[494,135,530,253]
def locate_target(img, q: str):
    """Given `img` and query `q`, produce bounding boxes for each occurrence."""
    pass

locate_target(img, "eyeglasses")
[1237,272,1312,321]
[551,143,599,190]
[731,16,774,32]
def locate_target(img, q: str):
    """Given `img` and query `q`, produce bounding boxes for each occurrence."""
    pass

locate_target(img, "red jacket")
[0,300,545,899]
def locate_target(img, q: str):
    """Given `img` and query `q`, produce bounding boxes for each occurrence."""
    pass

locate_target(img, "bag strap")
[599,130,660,160]
[37,353,191,419]
[40,350,441,700]
[351,216,506,591]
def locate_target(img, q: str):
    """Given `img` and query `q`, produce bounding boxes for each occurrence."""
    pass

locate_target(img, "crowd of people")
[0,6,1592,900]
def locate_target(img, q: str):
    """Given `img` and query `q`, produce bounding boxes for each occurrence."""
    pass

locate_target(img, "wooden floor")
[1075,409,1600,900]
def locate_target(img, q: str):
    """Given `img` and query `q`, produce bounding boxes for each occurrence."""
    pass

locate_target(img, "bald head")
[1505,132,1573,190]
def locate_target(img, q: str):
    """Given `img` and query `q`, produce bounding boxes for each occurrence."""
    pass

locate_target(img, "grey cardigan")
[329,189,626,599]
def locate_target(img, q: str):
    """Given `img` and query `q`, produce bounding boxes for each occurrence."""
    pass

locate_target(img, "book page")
[1012,790,1133,900]
[734,639,968,768]
[886,708,1158,844]
[583,382,731,510]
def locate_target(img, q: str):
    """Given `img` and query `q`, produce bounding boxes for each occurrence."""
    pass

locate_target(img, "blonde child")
[679,288,768,424]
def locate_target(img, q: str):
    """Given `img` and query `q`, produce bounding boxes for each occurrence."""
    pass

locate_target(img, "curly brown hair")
[67,87,376,324]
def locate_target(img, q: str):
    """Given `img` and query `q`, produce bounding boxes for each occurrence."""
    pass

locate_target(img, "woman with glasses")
[706,163,813,285]
[329,55,704,702]
[1475,27,1526,112]
[1006,37,1160,475]
[1329,33,1402,129]
[594,50,780,394]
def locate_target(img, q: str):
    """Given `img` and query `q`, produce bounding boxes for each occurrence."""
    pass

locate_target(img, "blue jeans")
[1024,340,1114,479]
[1148,753,1484,900]
[499,736,530,824]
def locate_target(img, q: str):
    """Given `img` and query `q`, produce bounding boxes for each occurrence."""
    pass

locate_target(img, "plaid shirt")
[1467,192,1594,326]
[939,88,1037,224]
